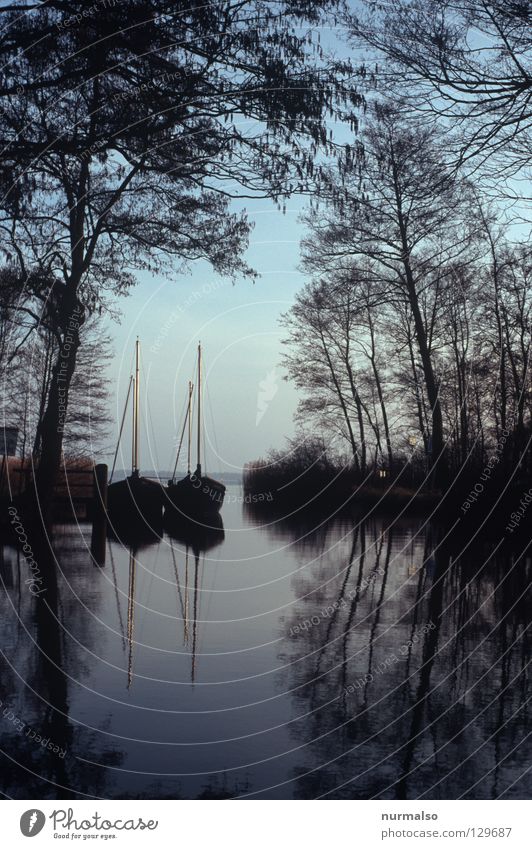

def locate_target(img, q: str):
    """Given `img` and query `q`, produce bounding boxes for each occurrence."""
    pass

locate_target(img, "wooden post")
[91,463,108,566]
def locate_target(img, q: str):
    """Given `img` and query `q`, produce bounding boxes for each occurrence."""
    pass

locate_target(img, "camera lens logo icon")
[20,810,46,837]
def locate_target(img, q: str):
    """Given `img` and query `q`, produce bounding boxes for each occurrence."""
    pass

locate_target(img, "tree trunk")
[405,323,428,447]
[33,162,88,524]
[390,156,447,487]
[34,299,84,523]
[32,331,55,458]
[406,274,446,486]
[354,392,367,474]
[343,354,367,474]
[318,327,359,466]
[367,311,393,469]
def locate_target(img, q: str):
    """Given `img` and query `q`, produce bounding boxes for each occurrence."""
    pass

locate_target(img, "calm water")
[0,487,530,799]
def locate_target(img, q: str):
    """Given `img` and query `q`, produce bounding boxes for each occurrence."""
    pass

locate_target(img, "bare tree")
[301,104,479,485]
[3,314,112,463]
[281,279,364,469]
[281,267,395,473]
[0,0,352,516]
[348,0,532,175]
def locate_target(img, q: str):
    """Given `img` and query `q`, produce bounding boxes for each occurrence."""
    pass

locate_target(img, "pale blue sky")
[99,20,362,477]
[93,3,529,477]
[102,192,311,475]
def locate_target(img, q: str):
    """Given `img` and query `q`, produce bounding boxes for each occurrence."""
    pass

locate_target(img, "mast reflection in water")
[0,492,529,799]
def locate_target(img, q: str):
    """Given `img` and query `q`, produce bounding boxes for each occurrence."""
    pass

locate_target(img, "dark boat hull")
[164,474,225,521]
[107,475,164,534]
[164,510,224,553]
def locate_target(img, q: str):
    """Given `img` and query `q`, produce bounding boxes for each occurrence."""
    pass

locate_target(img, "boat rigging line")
[140,350,162,478]
[171,380,194,484]
[109,375,134,485]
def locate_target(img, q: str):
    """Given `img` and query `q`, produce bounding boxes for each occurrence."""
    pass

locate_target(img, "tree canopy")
[348,0,532,175]
[0,0,356,511]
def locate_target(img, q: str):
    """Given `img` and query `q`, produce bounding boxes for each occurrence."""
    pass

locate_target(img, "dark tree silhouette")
[347,0,532,175]
[301,104,480,486]
[0,0,353,517]
[280,269,391,472]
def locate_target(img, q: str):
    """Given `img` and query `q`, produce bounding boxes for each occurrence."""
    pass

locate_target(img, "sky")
[101,192,311,476]
[83,2,530,479]
[97,22,361,479]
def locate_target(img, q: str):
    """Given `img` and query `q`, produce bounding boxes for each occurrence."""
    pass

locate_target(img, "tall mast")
[187,380,193,475]
[133,337,140,475]
[131,376,135,475]
[196,342,202,477]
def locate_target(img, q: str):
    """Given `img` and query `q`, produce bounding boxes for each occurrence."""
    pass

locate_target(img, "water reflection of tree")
[277,517,530,799]
[0,532,123,798]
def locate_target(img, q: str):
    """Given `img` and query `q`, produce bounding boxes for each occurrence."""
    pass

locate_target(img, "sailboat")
[164,343,225,523]
[107,339,164,535]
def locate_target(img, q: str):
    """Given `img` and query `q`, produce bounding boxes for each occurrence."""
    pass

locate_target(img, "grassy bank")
[243,445,532,531]
[243,450,440,516]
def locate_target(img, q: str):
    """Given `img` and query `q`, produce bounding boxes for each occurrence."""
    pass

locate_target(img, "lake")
[0,487,529,799]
